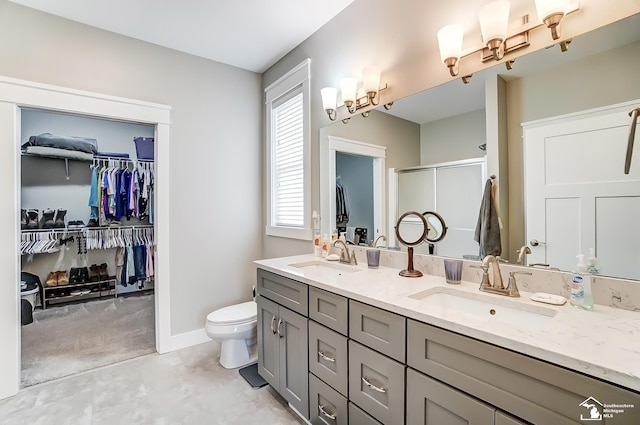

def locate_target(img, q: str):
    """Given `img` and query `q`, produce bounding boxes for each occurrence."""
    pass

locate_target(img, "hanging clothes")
[336,181,350,225]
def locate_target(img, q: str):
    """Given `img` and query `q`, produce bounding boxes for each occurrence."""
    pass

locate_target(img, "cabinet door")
[349,340,405,425]
[495,412,529,425]
[257,296,280,390]
[406,368,494,425]
[309,320,348,396]
[349,402,382,425]
[279,306,309,419]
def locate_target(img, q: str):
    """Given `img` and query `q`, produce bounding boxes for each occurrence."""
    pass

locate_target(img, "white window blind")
[273,91,304,227]
[265,58,311,240]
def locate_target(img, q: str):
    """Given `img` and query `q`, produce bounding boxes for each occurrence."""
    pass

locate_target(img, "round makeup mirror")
[423,211,448,254]
[395,211,429,277]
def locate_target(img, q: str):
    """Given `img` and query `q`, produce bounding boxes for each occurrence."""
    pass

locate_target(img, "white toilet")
[205,300,257,369]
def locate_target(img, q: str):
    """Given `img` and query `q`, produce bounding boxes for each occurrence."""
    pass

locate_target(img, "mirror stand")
[400,247,422,277]
[396,211,429,278]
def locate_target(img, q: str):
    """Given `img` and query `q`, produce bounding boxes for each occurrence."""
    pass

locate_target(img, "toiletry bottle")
[570,254,594,311]
[313,234,322,257]
[321,233,329,258]
[587,248,601,275]
[331,229,338,242]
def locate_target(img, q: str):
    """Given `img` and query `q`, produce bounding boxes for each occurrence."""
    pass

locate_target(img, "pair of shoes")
[45,270,69,287]
[40,209,67,229]
[26,209,39,229]
[69,267,89,284]
[67,220,85,228]
[89,263,109,281]
[86,218,99,227]
[20,209,27,229]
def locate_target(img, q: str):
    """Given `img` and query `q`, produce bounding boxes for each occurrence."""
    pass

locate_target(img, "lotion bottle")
[321,234,329,258]
[570,254,594,311]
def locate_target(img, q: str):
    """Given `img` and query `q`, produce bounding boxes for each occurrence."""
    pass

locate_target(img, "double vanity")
[255,254,640,425]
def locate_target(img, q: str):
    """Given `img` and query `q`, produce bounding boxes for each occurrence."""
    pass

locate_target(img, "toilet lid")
[207,301,257,326]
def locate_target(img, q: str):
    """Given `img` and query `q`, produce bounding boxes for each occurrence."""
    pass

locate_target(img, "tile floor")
[0,341,303,425]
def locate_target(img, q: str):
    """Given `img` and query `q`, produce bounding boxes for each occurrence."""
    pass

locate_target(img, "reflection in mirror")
[395,211,428,278]
[319,14,640,281]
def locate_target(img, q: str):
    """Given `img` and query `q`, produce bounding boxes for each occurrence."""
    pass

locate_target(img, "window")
[265,59,311,240]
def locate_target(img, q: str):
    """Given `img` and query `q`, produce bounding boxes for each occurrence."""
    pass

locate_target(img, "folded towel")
[474,179,502,257]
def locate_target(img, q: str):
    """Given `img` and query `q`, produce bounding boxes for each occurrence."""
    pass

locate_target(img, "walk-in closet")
[19,109,157,387]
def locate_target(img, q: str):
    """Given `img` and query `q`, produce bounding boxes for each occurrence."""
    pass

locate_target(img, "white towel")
[346,227,356,244]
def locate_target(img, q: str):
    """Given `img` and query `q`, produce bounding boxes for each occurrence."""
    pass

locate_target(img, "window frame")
[265,58,311,240]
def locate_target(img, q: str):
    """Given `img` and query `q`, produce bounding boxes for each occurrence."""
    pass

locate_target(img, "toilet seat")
[206,301,256,326]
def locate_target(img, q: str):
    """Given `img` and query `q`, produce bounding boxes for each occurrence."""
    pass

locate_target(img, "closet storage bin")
[134,136,154,160]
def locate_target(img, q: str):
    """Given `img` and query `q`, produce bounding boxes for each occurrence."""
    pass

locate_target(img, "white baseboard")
[169,328,211,352]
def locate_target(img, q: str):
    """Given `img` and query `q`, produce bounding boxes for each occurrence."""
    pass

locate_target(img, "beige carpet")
[21,293,155,388]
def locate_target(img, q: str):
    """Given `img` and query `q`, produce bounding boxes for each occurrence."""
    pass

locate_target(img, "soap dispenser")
[570,254,594,311]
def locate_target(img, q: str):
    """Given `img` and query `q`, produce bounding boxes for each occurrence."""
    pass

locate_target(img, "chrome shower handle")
[625,108,640,174]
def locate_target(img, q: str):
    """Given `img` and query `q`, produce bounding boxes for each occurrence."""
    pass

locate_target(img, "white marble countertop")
[255,254,640,392]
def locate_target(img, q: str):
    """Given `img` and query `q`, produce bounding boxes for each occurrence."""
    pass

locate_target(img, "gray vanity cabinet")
[309,373,348,425]
[406,368,495,425]
[257,295,309,418]
[349,340,405,425]
[495,412,528,425]
[349,300,406,363]
[256,269,310,419]
[349,403,382,425]
[309,287,348,336]
[309,320,348,396]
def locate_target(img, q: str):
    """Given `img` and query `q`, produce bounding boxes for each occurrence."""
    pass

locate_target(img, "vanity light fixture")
[479,0,511,61]
[436,0,579,82]
[321,66,392,122]
[535,0,569,40]
[321,87,338,121]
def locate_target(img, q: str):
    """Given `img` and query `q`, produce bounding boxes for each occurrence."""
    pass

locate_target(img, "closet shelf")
[21,224,154,234]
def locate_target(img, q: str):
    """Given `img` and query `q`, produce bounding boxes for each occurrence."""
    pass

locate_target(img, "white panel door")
[524,101,640,279]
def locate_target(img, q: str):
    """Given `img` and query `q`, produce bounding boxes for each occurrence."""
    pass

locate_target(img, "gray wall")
[336,152,374,243]
[506,41,640,261]
[420,109,487,165]
[0,0,262,335]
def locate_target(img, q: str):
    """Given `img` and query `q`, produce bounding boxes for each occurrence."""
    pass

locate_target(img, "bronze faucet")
[333,240,357,265]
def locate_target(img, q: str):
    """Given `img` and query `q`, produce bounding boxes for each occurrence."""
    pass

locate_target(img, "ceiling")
[8,0,356,73]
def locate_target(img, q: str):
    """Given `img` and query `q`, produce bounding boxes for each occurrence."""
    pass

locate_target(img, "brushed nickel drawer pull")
[318,351,336,363]
[277,319,284,338]
[270,316,277,334]
[362,377,386,393]
[318,404,337,420]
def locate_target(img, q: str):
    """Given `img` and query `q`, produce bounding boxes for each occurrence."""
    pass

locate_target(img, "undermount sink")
[288,260,361,274]
[409,287,558,329]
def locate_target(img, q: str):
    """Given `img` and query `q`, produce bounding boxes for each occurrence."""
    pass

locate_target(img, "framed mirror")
[319,14,640,281]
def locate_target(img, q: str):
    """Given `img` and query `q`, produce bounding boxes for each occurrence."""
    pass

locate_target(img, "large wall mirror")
[319,13,640,281]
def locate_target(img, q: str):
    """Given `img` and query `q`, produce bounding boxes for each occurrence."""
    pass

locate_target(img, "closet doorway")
[20,109,157,387]
[0,76,171,400]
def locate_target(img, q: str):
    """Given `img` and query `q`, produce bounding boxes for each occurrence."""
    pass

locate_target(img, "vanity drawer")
[309,287,348,335]
[407,320,640,425]
[348,402,382,425]
[257,269,308,316]
[309,321,348,396]
[348,340,405,425]
[309,373,348,425]
[349,300,406,362]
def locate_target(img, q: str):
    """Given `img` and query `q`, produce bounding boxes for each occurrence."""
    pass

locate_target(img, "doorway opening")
[320,136,386,243]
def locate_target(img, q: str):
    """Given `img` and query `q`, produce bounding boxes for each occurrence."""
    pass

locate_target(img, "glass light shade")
[479,0,510,43]
[437,24,464,63]
[362,66,381,94]
[320,87,337,111]
[535,0,569,22]
[340,77,358,104]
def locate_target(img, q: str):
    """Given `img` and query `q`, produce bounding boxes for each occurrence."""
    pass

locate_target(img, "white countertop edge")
[255,255,640,393]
